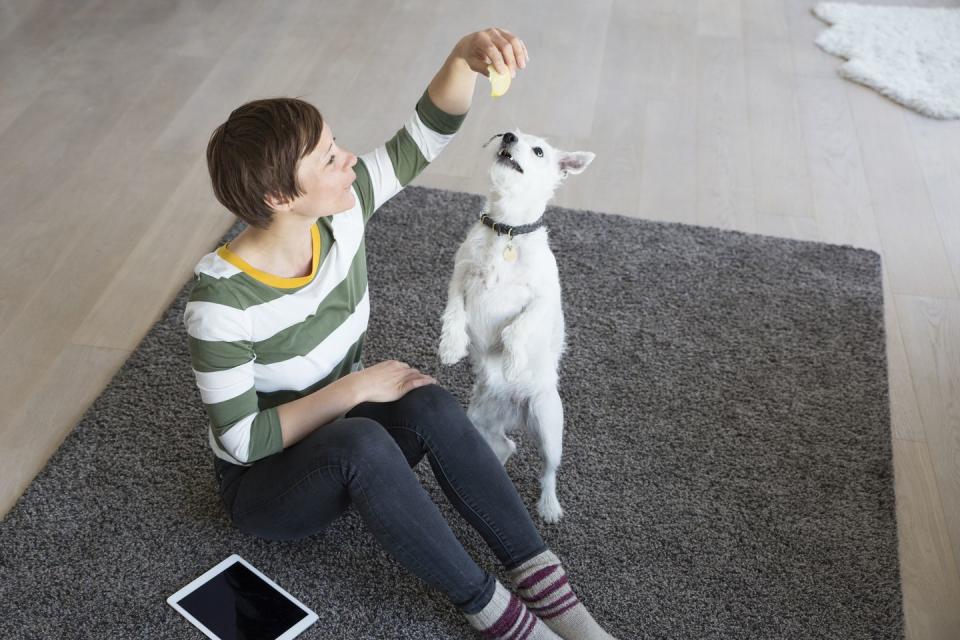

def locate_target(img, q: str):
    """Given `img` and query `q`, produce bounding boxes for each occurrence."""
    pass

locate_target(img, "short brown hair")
[206,97,324,229]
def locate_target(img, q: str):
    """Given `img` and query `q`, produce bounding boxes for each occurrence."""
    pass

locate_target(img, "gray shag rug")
[0,186,902,639]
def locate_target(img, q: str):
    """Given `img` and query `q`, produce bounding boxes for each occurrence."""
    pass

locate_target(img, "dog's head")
[485,130,595,203]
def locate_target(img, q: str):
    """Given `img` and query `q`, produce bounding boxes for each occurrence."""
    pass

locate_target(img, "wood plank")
[697,0,741,38]
[795,74,882,251]
[696,35,756,232]
[846,84,957,298]
[894,439,960,640]
[741,0,790,44]
[784,0,839,78]
[906,112,960,296]
[634,3,698,223]
[0,51,218,329]
[635,98,698,224]
[896,294,960,567]
[151,0,317,154]
[884,269,927,442]
[743,39,815,219]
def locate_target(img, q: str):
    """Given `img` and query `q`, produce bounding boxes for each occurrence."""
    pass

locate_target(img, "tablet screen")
[174,559,311,639]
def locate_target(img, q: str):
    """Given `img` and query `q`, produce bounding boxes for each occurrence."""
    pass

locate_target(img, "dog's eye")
[533,147,543,158]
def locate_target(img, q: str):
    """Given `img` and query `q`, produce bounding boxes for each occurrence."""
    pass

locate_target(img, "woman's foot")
[465,580,561,639]
[507,550,618,640]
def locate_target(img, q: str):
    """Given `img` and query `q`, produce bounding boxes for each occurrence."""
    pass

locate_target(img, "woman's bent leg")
[342,389,618,639]
[218,416,495,613]
[347,385,548,570]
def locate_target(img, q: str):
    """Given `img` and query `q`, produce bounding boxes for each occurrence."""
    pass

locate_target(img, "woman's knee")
[395,384,464,423]
[394,385,481,448]
[319,417,405,465]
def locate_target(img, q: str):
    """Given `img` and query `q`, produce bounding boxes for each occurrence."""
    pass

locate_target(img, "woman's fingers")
[471,28,528,77]
[514,38,527,69]
[490,29,518,77]
[399,371,435,392]
[495,28,526,70]
[484,43,508,77]
[373,360,436,392]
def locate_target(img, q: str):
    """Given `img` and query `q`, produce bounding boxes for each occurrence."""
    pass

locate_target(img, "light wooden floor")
[2,0,959,636]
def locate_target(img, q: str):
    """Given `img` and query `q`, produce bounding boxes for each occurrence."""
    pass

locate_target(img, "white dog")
[439,130,594,522]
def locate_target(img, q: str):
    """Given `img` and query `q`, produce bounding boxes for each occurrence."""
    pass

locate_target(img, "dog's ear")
[558,151,595,176]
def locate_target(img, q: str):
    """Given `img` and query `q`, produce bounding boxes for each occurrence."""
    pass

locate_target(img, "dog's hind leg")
[525,387,564,522]
[467,382,520,465]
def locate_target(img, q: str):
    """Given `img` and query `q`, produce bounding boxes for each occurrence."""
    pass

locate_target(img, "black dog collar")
[479,212,546,237]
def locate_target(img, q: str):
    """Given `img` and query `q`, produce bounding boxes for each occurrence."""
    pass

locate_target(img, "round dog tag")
[503,244,518,262]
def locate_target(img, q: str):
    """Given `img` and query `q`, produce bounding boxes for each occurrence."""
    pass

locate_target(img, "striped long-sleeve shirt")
[183,90,465,465]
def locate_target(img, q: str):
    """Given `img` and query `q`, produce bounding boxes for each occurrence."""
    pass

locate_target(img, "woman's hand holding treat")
[429,27,529,112]
[455,27,528,96]
[456,27,528,75]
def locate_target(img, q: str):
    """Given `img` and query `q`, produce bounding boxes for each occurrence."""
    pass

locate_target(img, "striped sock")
[465,580,561,639]
[507,550,618,640]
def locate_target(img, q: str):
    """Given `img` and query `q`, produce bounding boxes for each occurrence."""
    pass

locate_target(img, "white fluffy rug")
[813,2,960,119]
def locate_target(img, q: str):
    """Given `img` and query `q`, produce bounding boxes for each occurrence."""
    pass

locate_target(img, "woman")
[184,26,617,639]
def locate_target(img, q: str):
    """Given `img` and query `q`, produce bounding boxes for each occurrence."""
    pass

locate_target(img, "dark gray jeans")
[214,384,547,614]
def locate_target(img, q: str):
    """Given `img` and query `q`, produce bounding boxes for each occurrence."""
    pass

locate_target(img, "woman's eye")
[327,137,338,165]
[533,147,543,157]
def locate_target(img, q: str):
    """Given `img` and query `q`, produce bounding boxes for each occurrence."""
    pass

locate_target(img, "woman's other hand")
[349,360,438,404]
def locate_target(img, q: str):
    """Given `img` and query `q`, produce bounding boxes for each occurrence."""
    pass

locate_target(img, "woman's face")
[285,121,358,219]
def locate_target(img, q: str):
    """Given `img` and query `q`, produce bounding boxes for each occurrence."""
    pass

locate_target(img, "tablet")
[167,555,318,640]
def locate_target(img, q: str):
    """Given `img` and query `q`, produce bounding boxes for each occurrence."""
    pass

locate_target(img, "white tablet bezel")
[167,554,318,640]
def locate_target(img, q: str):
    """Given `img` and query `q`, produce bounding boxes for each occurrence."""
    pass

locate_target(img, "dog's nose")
[502,132,517,145]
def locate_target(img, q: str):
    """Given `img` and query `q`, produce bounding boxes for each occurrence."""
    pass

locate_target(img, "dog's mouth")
[496,149,524,174]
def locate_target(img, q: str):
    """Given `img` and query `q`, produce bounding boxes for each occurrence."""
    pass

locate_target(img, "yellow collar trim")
[217,224,321,289]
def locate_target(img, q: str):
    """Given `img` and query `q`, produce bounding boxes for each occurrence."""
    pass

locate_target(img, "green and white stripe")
[184,89,465,465]
[354,90,466,221]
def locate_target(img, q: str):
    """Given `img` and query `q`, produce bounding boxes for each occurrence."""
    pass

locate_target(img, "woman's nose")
[502,132,517,145]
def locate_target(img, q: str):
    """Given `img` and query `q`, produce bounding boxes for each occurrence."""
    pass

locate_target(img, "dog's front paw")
[439,327,469,365]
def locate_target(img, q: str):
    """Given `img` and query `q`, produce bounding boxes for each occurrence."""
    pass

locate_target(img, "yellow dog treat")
[487,64,511,97]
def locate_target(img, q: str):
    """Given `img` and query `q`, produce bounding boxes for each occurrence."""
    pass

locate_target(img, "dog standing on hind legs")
[439,129,594,523]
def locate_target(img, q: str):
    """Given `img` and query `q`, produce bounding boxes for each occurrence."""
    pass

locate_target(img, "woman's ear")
[264,192,293,212]
[558,151,596,176]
